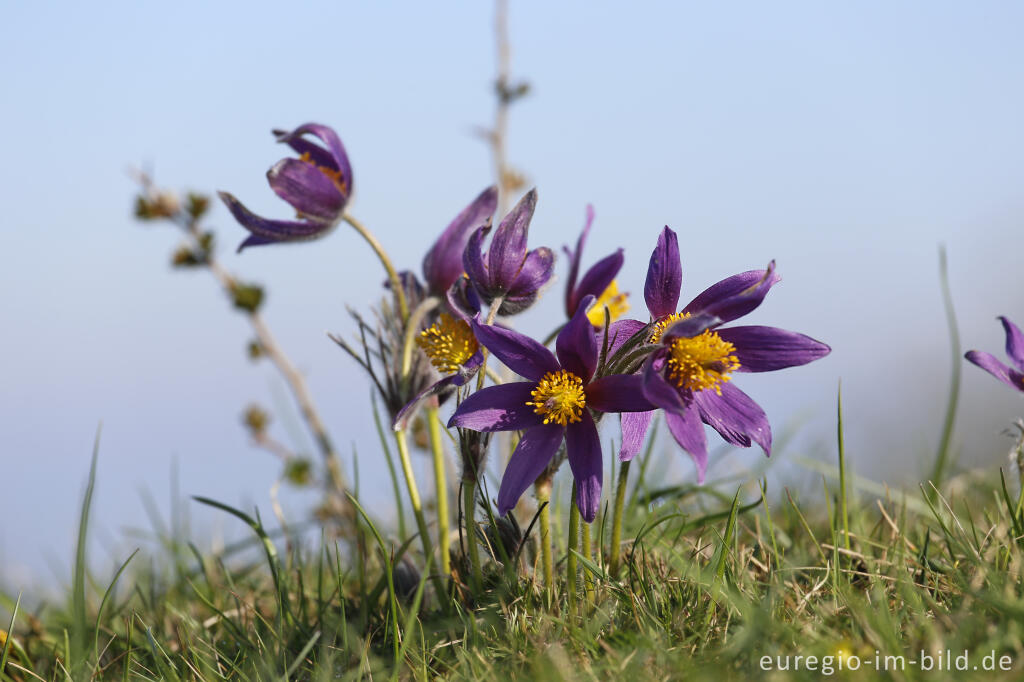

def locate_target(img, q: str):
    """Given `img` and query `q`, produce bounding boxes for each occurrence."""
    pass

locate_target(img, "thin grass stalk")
[342,213,409,322]
[567,483,580,608]
[930,244,962,491]
[837,383,851,553]
[608,458,630,578]
[426,406,451,576]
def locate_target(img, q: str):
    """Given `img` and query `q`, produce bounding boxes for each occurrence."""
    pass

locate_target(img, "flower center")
[527,369,587,426]
[299,151,348,195]
[417,314,478,375]
[664,330,740,394]
[586,280,630,327]
[648,311,691,343]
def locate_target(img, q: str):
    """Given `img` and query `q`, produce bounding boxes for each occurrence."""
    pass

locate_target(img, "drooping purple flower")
[463,189,555,315]
[219,123,353,252]
[448,297,654,522]
[620,226,830,481]
[965,317,1024,392]
[563,205,628,327]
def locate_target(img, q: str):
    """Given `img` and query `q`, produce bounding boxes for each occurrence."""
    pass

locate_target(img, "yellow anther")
[527,369,587,426]
[664,329,740,394]
[586,280,630,327]
[299,151,348,194]
[648,311,690,344]
[417,314,478,375]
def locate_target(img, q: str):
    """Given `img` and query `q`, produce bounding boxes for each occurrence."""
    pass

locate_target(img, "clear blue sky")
[3,0,1024,587]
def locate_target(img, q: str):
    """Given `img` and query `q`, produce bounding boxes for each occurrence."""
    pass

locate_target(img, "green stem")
[567,483,580,608]
[608,459,630,578]
[343,213,409,322]
[464,477,484,593]
[930,245,962,492]
[426,406,451,577]
[394,429,445,601]
[535,476,554,597]
[400,297,440,379]
[581,516,595,605]
[837,384,851,553]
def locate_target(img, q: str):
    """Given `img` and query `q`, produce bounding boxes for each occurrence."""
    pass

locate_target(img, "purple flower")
[965,317,1024,392]
[621,226,830,481]
[218,123,353,252]
[563,205,629,326]
[422,187,498,297]
[463,189,555,315]
[448,297,654,522]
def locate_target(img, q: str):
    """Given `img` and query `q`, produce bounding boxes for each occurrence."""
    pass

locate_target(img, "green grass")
[3,436,1024,681]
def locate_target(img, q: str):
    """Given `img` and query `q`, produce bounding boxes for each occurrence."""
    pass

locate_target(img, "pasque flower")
[448,296,654,522]
[463,189,555,315]
[421,187,498,297]
[965,316,1024,392]
[219,123,353,252]
[620,227,830,480]
[563,205,629,327]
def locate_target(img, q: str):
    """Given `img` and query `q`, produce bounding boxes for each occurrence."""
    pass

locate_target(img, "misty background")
[3,0,1024,589]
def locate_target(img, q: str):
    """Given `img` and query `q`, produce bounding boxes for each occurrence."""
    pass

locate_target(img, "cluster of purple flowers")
[221,122,837,523]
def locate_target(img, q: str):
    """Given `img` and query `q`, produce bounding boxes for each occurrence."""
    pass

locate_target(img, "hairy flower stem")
[581,518,595,605]
[463,477,484,593]
[426,406,451,577]
[567,483,580,608]
[342,213,409,323]
[394,429,446,602]
[608,459,630,578]
[534,475,554,598]
[475,296,505,392]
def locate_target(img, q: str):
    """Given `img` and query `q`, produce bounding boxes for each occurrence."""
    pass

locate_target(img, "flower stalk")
[608,459,630,579]
[426,406,451,576]
[343,213,410,322]
[394,428,446,601]
[567,482,580,606]
[581,516,595,605]
[534,474,554,595]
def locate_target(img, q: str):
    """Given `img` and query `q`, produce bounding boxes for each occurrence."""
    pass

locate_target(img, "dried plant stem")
[342,213,409,323]
[199,249,349,507]
[608,459,630,578]
[567,483,580,606]
[426,406,451,577]
[493,0,513,216]
[394,428,446,600]
[534,475,554,596]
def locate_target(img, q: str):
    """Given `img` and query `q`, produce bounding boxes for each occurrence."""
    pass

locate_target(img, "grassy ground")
[3,428,1024,682]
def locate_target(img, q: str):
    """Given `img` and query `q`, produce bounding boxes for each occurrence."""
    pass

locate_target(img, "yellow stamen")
[417,314,478,375]
[648,311,690,344]
[299,151,348,194]
[527,369,587,426]
[664,329,740,395]
[586,279,630,327]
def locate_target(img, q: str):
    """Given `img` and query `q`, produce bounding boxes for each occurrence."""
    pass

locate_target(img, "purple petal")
[423,187,497,295]
[965,350,1024,392]
[557,295,599,380]
[273,127,337,172]
[606,318,648,356]
[394,374,458,431]
[488,189,538,288]
[235,234,276,251]
[683,262,780,324]
[497,424,565,516]
[569,249,623,319]
[1000,317,1024,372]
[661,312,722,342]
[716,326,831,372]
[507,246,555,299]
[463,225,492,292]
[275,123,352,194]
[218,192,332,251]
[471,319,560,381]
[566,411,603,522]
[641,353,688,413]
[693,383,772,456]
[619,411,654,461]
[665,408,709,483]
[644,226,682,319]
[445,277,481,321]
[266,158,346,222]
[563,204,595,315]
[587,375,656,413]
[447,382,544,432]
